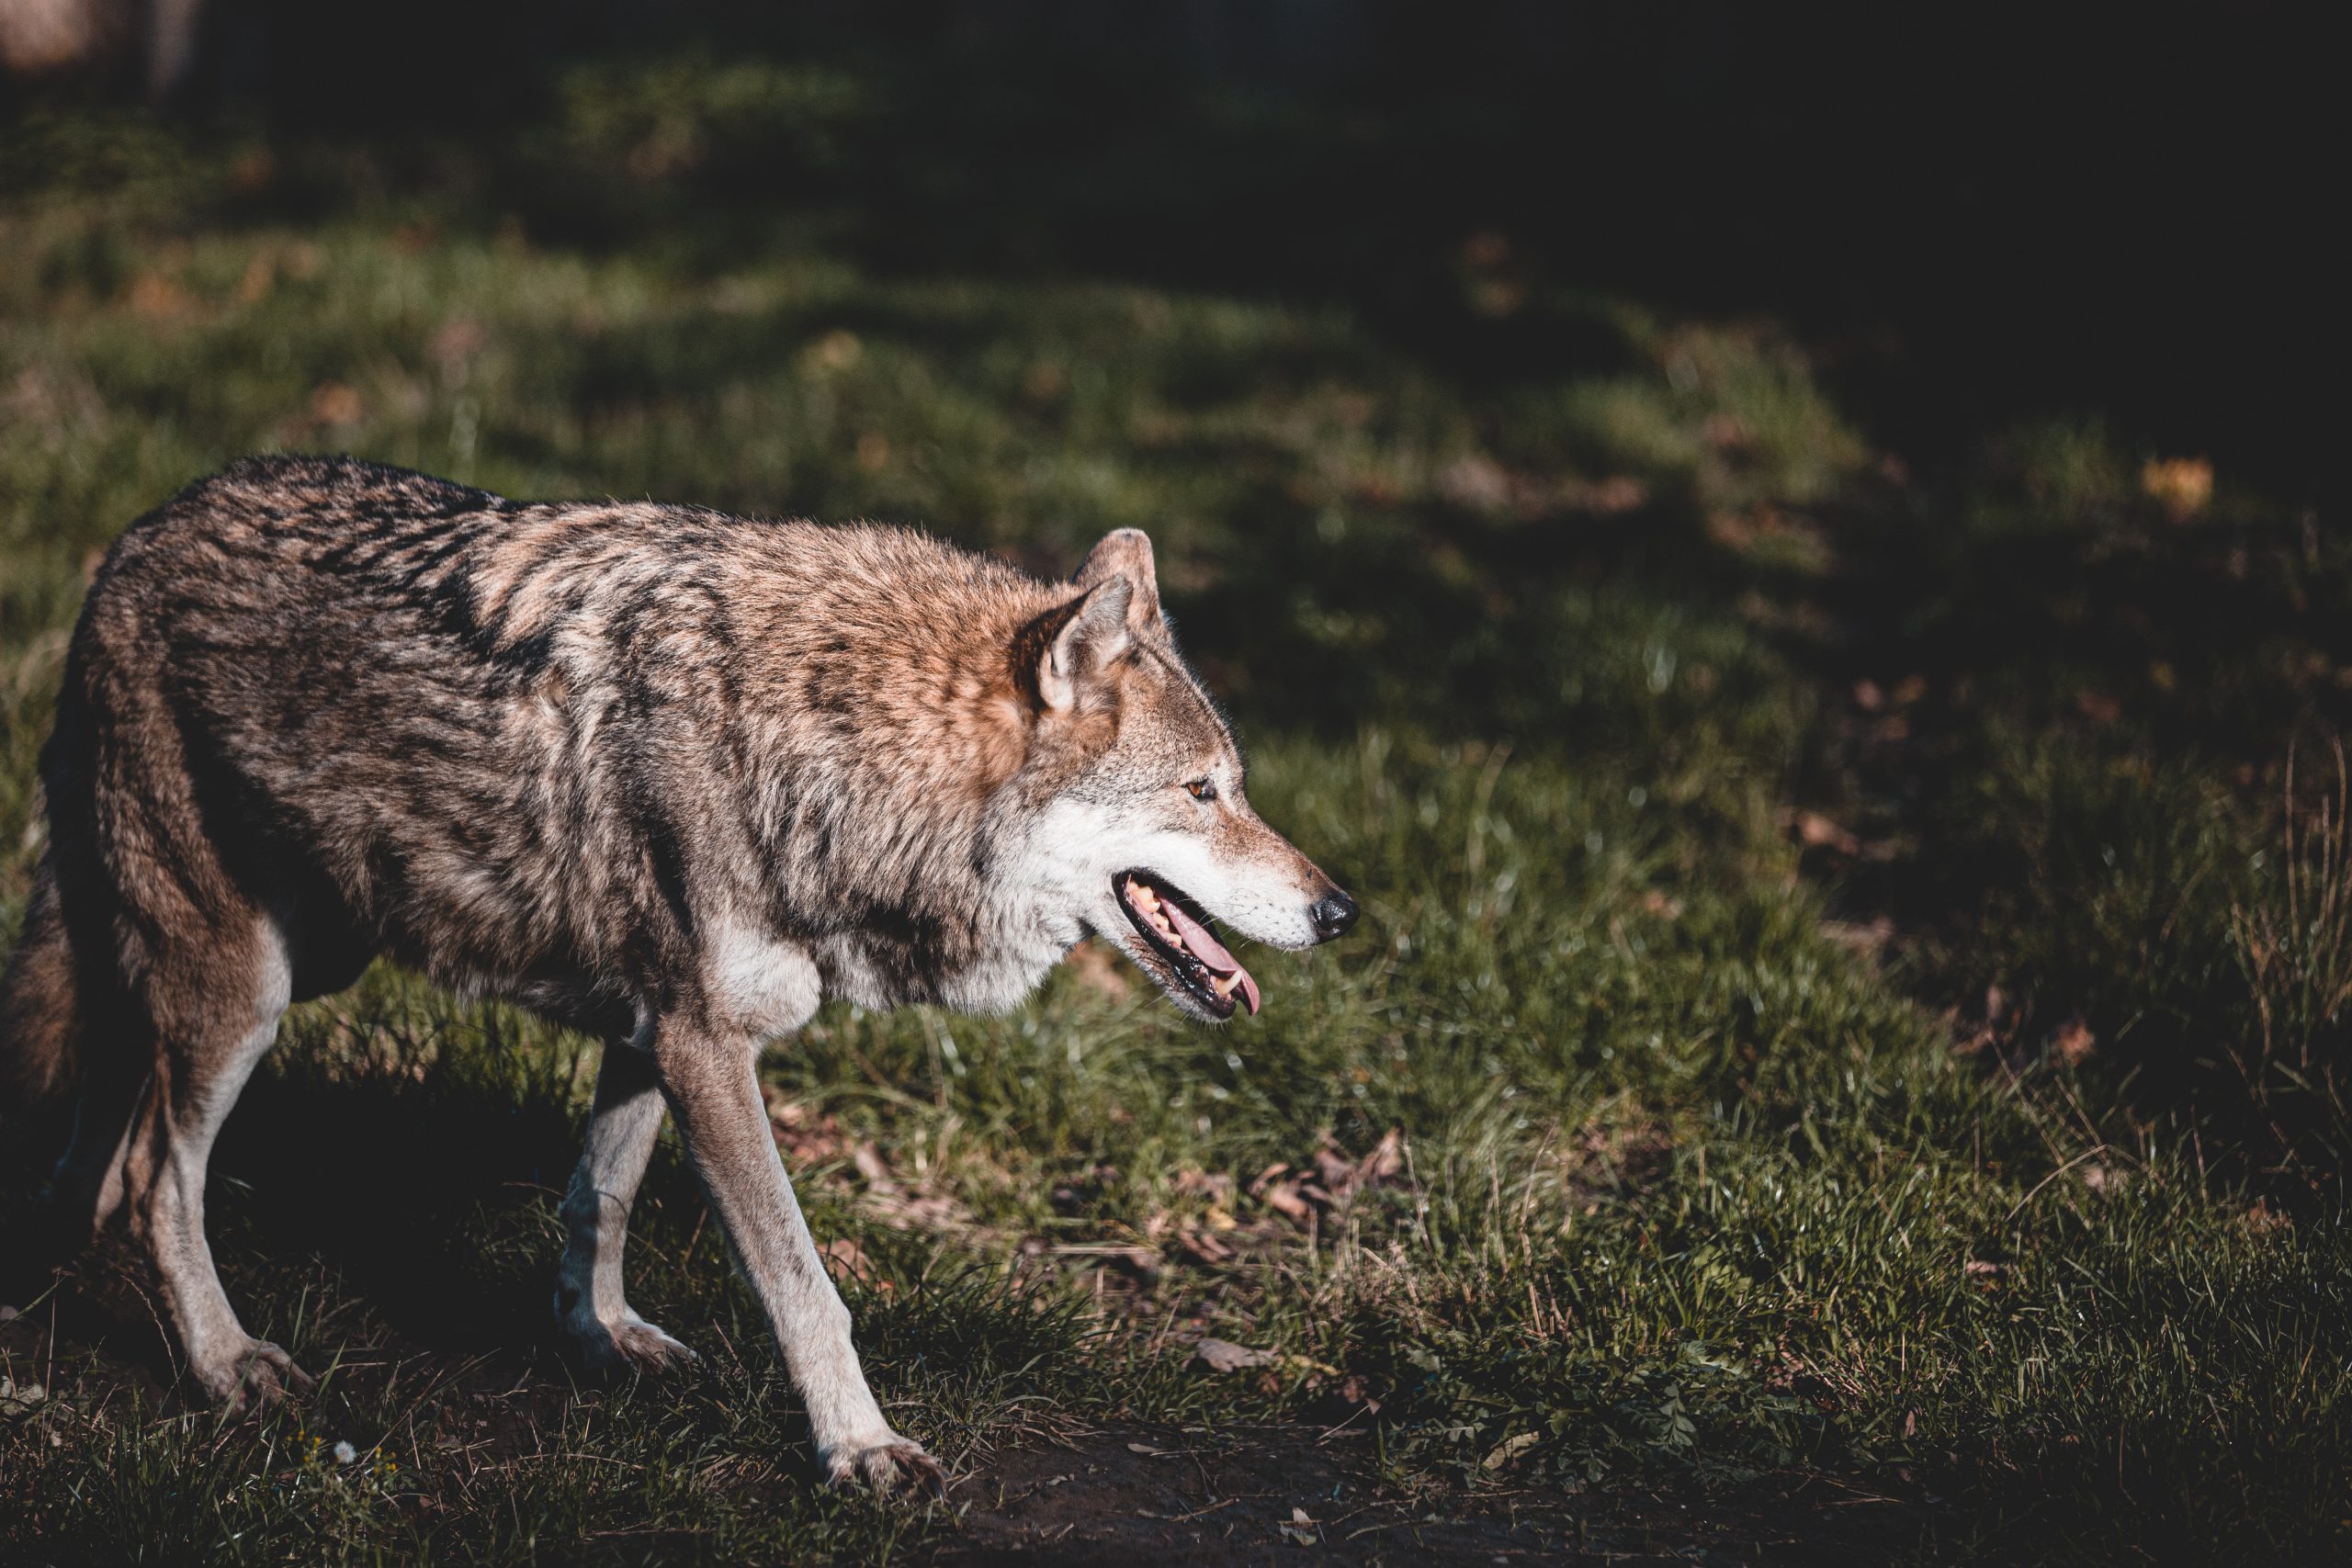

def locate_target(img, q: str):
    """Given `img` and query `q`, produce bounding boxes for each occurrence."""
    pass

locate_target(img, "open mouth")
[1114,870,1261,1019]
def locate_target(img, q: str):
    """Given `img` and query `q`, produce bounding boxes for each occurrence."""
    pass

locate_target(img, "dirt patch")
[0,1236,1947,1565]
[934,1423,1937,1565]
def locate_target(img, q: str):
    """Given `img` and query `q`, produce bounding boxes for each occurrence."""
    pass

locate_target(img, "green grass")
[5,73,2352,1564]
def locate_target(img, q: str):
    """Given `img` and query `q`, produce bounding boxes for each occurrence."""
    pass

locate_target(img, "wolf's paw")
[567,1310,698,1379]
[822,1433,947,1499]
[200,1339,314,1414]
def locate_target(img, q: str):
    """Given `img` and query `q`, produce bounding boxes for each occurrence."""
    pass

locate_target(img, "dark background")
[15,0,2339,505]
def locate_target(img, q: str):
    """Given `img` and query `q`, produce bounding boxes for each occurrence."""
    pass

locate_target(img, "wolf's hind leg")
[556,1033,696,1375]
[122,915,308,1409]
[45,1001,152,1249]
[654,1021,943,1497]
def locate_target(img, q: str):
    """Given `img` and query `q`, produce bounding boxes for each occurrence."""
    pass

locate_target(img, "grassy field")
[3,57,2350,1565]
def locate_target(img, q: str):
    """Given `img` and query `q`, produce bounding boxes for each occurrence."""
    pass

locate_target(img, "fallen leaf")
[237,254,275,305]
[1586,475,1648,513]
[1483,1431,1541,1470]
[2142,456,2213,520]
[432,317,488,370]
[2076,690,2123,726]
[808,329,862,372]
[310,381,365,426]
[1173,1168,1236,1202]
[2050,1019,2096,1066]
[128,274,191,319]
[2240,1200,2290,1235]
[1192,1338,1275,1373]
[1257,1177,1312,1224]
[1786,809,1861,855]
[1064,938,1132,999]
[764,1089,846,1163]
[1458,231,1511,270]
[851,1141,895,1190]
[1022,360,1067,401]
[1702,412,1753,451]
[1358,1127,1405,1185]
[1436,455,1511,513]
[1174,1228,1234,1265]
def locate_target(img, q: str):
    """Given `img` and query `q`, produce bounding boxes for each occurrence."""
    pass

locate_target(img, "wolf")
[0,455,1356,1493]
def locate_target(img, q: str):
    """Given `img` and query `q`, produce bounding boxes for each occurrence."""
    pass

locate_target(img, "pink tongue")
[1161,898,1261,1015]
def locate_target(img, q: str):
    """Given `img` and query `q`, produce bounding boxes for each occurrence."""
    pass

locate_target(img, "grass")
[4,52,2351,1564]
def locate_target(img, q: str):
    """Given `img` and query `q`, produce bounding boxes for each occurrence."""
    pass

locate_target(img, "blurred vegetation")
[3,13,2349,1563]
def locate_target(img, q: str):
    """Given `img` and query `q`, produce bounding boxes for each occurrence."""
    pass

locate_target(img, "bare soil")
[936,1423,1941,1566]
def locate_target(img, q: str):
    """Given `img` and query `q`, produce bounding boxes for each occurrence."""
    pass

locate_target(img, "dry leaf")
[1787,809,1861,855]
[2240,1200,2290,1235]
[2075,690,2123,726]
[310,382,365,426]
[1436,455,1511,513]
[1191,1338,1274,1373]
[851,1141,894,1190]
[2141,456,2213,520]
[1174,1228,1234,1265]
[128,274,191,319]
[808,329,862,371]
[1064,938,1133,999]
[1483,1431,1541,1470]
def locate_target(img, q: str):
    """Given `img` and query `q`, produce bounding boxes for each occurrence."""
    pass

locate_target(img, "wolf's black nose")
[1310,889,1359,942]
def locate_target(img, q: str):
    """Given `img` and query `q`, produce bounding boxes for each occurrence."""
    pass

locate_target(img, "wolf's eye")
[1184,777,1217,802]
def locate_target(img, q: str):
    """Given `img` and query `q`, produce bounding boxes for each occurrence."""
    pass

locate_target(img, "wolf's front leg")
[556,1035,697,1375]
[653,1021,943,1497]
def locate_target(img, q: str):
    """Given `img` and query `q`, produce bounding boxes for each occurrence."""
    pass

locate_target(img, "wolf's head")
[1009,530,1356,1021]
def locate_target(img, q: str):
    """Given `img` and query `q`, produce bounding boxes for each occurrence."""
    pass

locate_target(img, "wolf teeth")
[1131,880,1176,938]
[1211,973,1237,1000]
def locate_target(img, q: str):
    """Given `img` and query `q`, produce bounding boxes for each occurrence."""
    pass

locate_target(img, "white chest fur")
[703,922,824,1037]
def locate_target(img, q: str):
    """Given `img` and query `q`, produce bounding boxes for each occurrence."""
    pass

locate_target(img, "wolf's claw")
[825,1436,948,1499]
[568,1312,698,1379]
[212,1339,312,1413]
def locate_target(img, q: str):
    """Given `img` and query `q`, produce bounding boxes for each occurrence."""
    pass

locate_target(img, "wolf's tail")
[0,852,84,1129]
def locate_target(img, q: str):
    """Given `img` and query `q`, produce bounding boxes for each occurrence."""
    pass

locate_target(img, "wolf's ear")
[1073,528,1161,633]
[1026,575,1134,713]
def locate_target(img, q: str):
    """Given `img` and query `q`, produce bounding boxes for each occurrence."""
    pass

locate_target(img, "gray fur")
[0,456,1352,1495]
